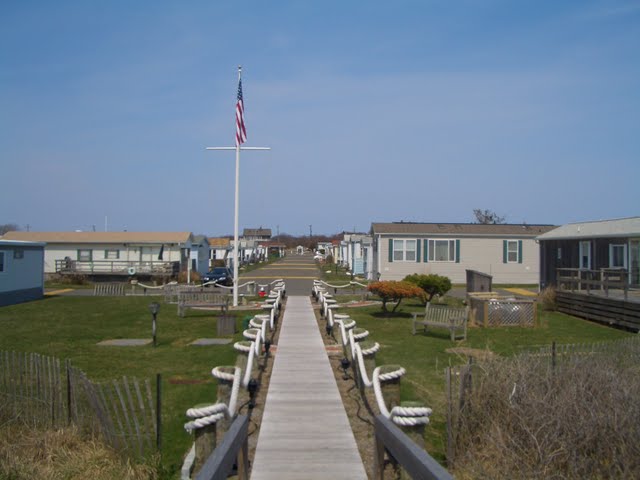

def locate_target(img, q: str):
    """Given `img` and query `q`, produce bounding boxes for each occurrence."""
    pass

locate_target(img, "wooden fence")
[94,283,127,296]
[556,291,640,331]
[557,268,629,300]
[0,351,159,460]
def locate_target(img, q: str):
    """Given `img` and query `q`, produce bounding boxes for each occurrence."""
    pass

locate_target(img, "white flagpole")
[206,65,270,307]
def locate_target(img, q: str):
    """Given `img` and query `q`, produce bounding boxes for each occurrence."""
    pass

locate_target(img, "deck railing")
[557,268,629,300]
[374,415,452,480]
[55,259,179,276]
[194,415,249,480]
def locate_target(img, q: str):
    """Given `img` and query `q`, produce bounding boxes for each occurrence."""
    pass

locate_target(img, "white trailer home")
[0,240,45,306]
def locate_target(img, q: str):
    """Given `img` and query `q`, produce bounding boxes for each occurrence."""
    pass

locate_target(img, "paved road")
[240,252,318,296]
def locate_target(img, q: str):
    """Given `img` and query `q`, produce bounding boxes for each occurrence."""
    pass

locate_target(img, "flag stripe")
[235,79,247,146]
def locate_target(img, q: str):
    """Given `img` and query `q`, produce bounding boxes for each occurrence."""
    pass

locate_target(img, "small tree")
[473,209,506,224]
[368,281,424,313]
[404,273,452,304]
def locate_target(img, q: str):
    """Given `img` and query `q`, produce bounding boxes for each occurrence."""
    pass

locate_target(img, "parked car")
[202,267,233,286]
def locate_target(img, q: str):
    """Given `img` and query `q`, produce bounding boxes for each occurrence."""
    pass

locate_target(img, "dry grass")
[0,417,158,480]
[453,343,640,479]
[538,286,557,311]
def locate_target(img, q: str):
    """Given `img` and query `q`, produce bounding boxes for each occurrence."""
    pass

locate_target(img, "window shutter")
[424,239,429,262]
[455,239,461,263]
[388,239,393,263]
[503,240,507,264]
[518,240,523,264]
[416,239,421,263]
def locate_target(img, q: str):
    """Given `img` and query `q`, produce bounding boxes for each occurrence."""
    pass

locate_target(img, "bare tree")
[473,209,506,224]
[0,223,19,235]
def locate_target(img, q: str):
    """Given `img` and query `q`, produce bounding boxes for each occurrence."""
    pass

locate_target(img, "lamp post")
[149,302,160,347]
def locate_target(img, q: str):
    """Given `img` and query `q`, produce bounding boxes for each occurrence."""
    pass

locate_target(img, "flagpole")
[206,65,270,308]
[232,66,241,308]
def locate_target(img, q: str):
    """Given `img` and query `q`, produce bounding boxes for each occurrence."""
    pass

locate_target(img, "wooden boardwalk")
[251,296,367,479]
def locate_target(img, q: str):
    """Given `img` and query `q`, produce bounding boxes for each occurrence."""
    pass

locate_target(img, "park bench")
[411,303,468,341]
[177,291,230,317]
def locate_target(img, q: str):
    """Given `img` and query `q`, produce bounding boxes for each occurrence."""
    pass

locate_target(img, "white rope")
[233,341,252,353]
[315,280,368,289]
[184,366,242,432]
[136,281,177,290]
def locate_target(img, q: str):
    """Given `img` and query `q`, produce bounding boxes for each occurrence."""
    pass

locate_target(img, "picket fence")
[0,351,159,460]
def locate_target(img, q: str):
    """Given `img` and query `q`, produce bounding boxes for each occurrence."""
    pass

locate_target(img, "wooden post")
[194,415,217,475]
[445,367,455,468]
[216,367,234,442]
[373,433,386,480]
[379,366,402,410]
[156,373,162,453]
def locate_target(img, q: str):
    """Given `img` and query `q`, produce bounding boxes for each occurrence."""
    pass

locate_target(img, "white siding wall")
[0,247,44,293]
[378,236,540,284]
[43,244,183,273]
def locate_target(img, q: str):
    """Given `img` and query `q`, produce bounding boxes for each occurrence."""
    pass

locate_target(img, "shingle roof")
[537,217,640,240]
[208,237,231,248]
[1,231,192,244]
[371,222,556,237]
[243,228,271,237]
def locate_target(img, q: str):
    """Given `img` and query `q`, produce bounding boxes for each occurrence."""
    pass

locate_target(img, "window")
[104,249,119,260]
[77,249,93,262]
[507,240,519,263]
[429,239,456,262]
[503,240,523,264]
[393,239,416,261]
[0,252,4,272]
[610,244,627,268]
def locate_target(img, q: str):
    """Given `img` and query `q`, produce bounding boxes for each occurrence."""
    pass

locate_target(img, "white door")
[579,241,591,270]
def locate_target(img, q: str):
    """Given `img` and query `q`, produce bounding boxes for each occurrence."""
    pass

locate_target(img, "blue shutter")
[388,239,393,263]
[503,240,508,263]
[416,239,421,263]
[455,239,461,263]
[518,240,523,264]
[424,239,429,262]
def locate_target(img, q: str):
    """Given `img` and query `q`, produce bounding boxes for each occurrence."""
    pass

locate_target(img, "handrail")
[194,414,249,480]
[374,415,452,480]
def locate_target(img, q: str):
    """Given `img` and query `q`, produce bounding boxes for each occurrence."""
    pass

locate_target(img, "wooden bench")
[411,303,468,341]
[177,291,230,317]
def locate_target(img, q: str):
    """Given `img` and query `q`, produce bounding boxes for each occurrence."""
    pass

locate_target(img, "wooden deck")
[251,296,367,479]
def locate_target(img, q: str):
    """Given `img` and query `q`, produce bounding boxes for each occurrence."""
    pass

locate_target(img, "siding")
[0,246,44,302]
[378,235,540,284]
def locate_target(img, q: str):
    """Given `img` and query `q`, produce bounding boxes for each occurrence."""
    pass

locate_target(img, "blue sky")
[1,1,638,236]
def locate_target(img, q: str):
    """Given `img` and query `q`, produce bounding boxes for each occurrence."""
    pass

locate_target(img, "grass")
[341,297,634,463]
[0,295,261,478]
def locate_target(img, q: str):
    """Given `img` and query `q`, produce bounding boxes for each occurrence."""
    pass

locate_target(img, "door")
[630,240,640,287]
[579,241,591,270]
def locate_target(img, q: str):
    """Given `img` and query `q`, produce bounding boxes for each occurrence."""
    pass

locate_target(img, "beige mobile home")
[371,222,556,284]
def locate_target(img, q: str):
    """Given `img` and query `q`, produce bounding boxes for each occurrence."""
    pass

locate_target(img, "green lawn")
[0,295,260,478]
[342,298,634,462]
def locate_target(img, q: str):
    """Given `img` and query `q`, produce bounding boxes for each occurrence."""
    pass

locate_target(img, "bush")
[403,273,452,303]
[367,281,424,313]
[177,270,201,284]
[538,286,556,311]
[453,343,640,478]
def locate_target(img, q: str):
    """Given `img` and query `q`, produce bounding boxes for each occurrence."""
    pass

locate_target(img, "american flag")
[235,78,247,146]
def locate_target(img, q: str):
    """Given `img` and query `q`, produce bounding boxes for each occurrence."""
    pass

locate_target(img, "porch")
[55,259,180,277]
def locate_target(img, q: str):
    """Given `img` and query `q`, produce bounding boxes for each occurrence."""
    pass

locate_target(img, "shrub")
[177,270,201,284]
[403,273,452,303]
[452,342,640,478]
[538,286,556,311]
[367,281,424,313]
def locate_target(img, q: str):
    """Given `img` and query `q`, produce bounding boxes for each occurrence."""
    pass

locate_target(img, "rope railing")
[315,278,433,428]
[315,280,368,289]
